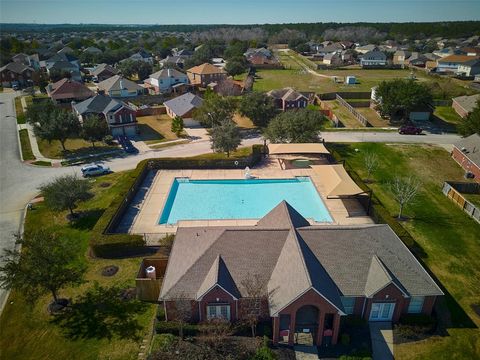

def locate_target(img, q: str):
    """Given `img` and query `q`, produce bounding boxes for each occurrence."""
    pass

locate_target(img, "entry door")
[369,302,395,321]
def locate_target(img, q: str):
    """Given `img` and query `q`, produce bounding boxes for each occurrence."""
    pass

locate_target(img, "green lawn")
[434,106,463,125]
[38,138,119,159]
[0,171,156,360]
[330,143,480,360]
[15,97,26,124]
[136,114,184,145]
[19,129,35,161]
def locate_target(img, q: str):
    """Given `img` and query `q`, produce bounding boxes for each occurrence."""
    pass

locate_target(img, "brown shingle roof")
[438,55,479,63]
[47,78,94,100]
[187,63,226,75]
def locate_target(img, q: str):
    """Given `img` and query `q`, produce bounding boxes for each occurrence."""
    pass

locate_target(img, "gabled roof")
[91,63,118,77]
[196,255,241,300]
[453,133,480,167]
[452,94,480,114]
[163,92,203,117]
[364,255,407,297]
[97,75,143,93]
[159,202,443,311]
[73,94,130,115]
[46,78,94,100]
[149,68,187,80]
[267,87,307,102]
[187,63,227,75]
[438,55,479,64]
[0,62,33,74]
[257,201,310,229]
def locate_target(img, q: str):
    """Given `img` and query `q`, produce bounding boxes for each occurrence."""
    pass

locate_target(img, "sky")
[1,0,480,25]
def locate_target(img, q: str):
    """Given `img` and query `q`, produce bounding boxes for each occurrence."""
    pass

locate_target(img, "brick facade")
[452,146,480,182]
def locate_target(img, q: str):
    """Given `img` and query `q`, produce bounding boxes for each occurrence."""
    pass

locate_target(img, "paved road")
[0,92,78,311]
[0,91,462,313]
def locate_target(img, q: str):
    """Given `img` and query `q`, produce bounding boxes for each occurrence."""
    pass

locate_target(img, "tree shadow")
[70,209,105,230]
[136,123,165,142]
[52,283,148,340]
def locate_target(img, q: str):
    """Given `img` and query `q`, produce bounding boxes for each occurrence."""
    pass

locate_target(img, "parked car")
[81,164,111,177]
[399,125,422,135]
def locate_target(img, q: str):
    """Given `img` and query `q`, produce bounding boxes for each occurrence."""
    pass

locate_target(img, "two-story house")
[145,68,189,94]
[186,63,228,88]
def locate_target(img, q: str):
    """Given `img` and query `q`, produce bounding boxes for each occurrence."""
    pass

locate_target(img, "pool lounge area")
[159,177,333,224]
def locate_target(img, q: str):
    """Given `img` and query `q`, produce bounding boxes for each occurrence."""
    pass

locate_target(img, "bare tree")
[240,273,272,338]
[169,293,192,339]
[199,318,232,350]
[363,152,379,182]
[391,176,420,219]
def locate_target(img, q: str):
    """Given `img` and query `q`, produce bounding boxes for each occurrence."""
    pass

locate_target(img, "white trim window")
[207,304,231,320]
[408,296,425,314]
[340,297,355,315]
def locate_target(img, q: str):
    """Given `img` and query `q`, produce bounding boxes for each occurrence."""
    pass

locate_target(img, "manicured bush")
[151,333,177,353]
[155,321,199,337]
[252,336,277,360]
[399,314,436,327]
[157,306,166,321]
[340,333,350,345]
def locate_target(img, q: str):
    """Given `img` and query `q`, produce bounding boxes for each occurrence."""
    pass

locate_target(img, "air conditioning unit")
[465,172,475,179]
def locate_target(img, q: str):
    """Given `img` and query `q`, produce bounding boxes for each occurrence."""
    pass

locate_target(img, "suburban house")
[355,44,378,55]
[57,46,74,55]
[451,134,480,181]
[83,46,103,55]
[244,48,278,65]
[90,63,119,82]
[323,52,343,66]
[163,92,203,126]
[436,55,479,73]
[452,94,480,118]
[267,87,309,111]
[0,62,34,87]
[393,50,411,67]
[122,50,154,64]
[405,53,429,68]
[44,53,80,70]
[360,51,387,68]
[457,58,480,76]
[72,94,137,137]
[46,78,94,104]
[12,53,40,70]
[159,55,186,69]
[97,75,145,98]
[44,53,81,81]
[186,63,228,88]
[159,201,443,346]
[144,68,189,94]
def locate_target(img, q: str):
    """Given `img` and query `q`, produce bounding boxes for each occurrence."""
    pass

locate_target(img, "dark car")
[399,125,422,135]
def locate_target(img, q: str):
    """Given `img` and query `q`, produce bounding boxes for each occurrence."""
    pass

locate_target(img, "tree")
[374,79,433,122]
[117,60,152,80]
[208,120,242,157]
[25,100,57,125]
[33,110,81,151]
[240,273,271,338]
[363,151,379,182]
[0,230,85,304]
[225,58,247,79]
[81,115,110,148]
[264,108,324,143]
[171,116,184,137]
[169,293,192,340]
[40,174,92,217]
[391,176,420,219]
[458,100,480,136]
[239,92,278,127]
[193,92,236,128]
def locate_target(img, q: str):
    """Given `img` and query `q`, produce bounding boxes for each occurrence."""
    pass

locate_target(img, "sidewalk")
[369,322,394,360]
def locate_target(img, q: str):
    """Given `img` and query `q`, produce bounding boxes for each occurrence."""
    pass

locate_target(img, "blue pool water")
[159,177,333,224]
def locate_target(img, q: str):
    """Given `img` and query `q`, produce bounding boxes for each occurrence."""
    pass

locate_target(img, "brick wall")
[452,147,480,182]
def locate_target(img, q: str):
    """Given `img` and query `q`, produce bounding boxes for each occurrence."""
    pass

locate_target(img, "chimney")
[167,68,171,77]
[119,77,125,90]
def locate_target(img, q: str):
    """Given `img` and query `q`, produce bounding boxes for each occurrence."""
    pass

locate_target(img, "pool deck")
[126,160,373,237]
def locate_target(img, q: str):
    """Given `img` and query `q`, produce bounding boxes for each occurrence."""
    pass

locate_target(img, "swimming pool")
[159,177,333,224]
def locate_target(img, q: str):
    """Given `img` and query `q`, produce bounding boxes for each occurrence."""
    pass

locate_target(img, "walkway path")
[294,345,319,360]
[369,322,394,360]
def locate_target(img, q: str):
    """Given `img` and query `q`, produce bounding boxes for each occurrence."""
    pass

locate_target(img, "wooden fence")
[442,181,480,224]
[336,94,370,127]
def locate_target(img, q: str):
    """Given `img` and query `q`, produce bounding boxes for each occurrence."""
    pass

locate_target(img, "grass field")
[434,106,464,126]
[136,114,183,145]
[38,138,118,159]
[330,143,480,360]
[233,112,256,129]
[0,172,156,360]
[19,129,35,160]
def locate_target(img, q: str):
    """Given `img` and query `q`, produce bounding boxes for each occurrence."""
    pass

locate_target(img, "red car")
[399,125,423,135]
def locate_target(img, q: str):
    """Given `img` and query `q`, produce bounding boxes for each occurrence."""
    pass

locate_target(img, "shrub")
[343,315,367,328]
[156,321,199,337]
[340,333,350,345]
[157,306,166,321]
[339,356,372,360]
[104,135,114,145]
[252,336,277,360]
[152,333,177,353]
[399,314,436,327]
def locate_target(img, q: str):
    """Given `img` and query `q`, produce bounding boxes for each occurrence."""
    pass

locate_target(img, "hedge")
[89,145,264,258]
[399,314,436,327]
[156,321,199,337]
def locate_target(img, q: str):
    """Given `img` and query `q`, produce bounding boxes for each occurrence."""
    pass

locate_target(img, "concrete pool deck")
[125,162,373,238]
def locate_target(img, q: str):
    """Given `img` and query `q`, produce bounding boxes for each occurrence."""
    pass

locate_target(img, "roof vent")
[461,147,468,153]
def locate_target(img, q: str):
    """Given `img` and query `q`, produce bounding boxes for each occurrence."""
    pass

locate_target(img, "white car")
[81,164,111,177]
